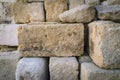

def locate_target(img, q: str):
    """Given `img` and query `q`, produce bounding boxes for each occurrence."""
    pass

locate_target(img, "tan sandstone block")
[13,2,45,23]
[81,63,120,80]
[44,0,68,22]
[18,23,84,57]
[89,21,120,69]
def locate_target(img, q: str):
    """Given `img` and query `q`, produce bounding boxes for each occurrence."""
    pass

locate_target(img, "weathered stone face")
[69,0,84,9]
[13,2,45,23]
[0,51,20,80]
[18,23,84,57]
[50,57,78,80]
[107,0,120,5]
[96,5,120,22]
[44,0,68,22]
[85,0,100,6]
[89,21,120,69]
[81,63,120,80]
[59,5,95,23]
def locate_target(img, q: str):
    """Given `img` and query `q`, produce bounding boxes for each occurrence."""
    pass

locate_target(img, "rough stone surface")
[0,51,20,80]
[0,24,19,46]
[18,23,84,57]
[13,2,45,23]
[107,0,120,5]
[78,56,92,64]
[50,57,78,80]
[69,0,84,9]
[81,63,120,80]
[16,58,49,80]
[44,0,68,22]
[85,0,100,6]
[96,5,120,22]
[89,21,120,69]
[59,5,95,23]
[0,2,13,23]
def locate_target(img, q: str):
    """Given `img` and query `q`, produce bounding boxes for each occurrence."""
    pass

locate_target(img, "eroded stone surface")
[85,0,100,6]
[96,5,120,22]
[89,21,120,69]
[44,0,68,22]
[59,5,95,23]
[107,0,120,5]
[50,57,78,80]
[81,63,120,80]
[18,23,84,57]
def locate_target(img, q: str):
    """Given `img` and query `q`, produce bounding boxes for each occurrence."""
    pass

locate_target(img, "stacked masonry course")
[0,0,120,80]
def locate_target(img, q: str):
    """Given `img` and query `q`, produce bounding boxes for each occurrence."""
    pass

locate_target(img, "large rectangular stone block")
[13,2,45,23]
[0,51,20,80]
[81,63,120,80]
[18,23,84,57]
[50,57,78,80]
[0,24,19,46]
[89,21,120,69]
[44,0,68,22]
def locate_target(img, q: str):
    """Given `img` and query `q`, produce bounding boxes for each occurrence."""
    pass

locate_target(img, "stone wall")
[0,0,120,80]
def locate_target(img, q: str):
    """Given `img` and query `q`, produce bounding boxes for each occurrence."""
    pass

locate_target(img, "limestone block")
[44,0,68,22]
[85,0,100,6]
[0,51,20,80]
[96,5,120,22]
[59,5,95,23]
[89,21,120,69]
[18,23,84,57]
[81,63,120,80]
[69,0,84,9]
[107,0,120,5]
[0,2,13,23]
[16,58,49,80]
[0,24,19,46]
[50,57,78,80]
[13,2,45,23]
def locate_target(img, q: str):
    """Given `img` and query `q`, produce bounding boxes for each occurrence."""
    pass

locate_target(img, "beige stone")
[50,57,78,80]
[85,0,100,6]
[107,0,120,5]
[96,5,120,22]
[69,0,84,9]
[81,63,120,80]
[0,51,20,80]
[13,2,45,23]
[59,5,95,23]
[44,0,68,22]
[18,23,84,57]
[89,21,120,69]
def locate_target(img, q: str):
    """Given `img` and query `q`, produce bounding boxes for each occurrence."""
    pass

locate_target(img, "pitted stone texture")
[81,63,120,80]
[96,5,120,22]
[69,0,84,9]
[107,0,120,5]
[16,58,49,80]
[0,51,20,80]
[50,57,78,80]
[44,0,68,22]
[0,24,19,46]
[0,2,13,23]
[85,0,100,6]
[59,5,95,23]
[18,23,84,57]
[89,21,120,69]
[13,2,45,23]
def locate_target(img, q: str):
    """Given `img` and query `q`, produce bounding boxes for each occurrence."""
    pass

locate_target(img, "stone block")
[0,51,20,80]
[85,0,100,6]
[81,63,120,80]
[50,57,78,80]
[16,58,49,80]
[89,21,120,69]
[59,5,95,23]
[44,0,68,22]
[69,0,84,9]
[96,5,120,22]
[107,0,120,5]
[13,2,45,23]
[18,23,84,57]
